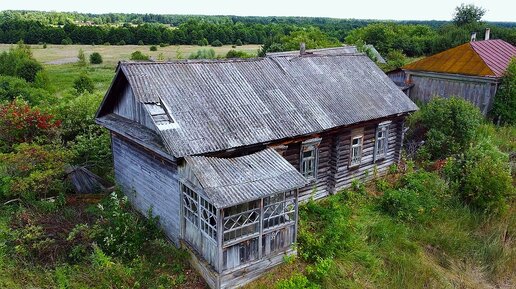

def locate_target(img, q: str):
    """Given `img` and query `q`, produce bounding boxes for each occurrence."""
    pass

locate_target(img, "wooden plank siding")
[113,85,157,131]
[407,72,499,115]
[111,134,181,245]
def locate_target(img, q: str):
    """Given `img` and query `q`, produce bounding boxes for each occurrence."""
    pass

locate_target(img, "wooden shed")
[401,32,516,114]
[96,49,417,288]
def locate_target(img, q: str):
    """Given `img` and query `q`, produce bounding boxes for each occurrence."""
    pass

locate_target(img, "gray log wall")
[112,134,181,244]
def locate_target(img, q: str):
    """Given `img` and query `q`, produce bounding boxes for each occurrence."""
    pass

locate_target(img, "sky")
[1,0,515,22]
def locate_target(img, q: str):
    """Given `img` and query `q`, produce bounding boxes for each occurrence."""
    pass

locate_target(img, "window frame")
[300,138,321,180]
[181,183,199,227]
[349,134,364,168]
[374,121,391,162]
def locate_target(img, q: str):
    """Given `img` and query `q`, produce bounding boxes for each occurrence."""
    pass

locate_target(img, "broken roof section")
[107,53,416,157]
[184,148,308,208]
[403,39,516,77]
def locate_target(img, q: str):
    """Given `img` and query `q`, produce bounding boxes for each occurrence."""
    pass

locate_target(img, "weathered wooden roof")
[185,148,308,208]
[115,53,416,157]
[403,39,516,77]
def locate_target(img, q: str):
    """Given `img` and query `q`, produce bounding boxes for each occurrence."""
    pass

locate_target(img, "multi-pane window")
[300,139,320,179]
[223,201,260,242]
[349,135,363,167]
[263,191,296,229]
[181,184,199,226]
[200,197,217,240]
[374,123,390,161]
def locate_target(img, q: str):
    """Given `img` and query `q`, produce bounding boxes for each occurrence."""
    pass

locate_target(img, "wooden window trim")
[374,121,391,162]
[300,138,321,181]
[349,134,364,168]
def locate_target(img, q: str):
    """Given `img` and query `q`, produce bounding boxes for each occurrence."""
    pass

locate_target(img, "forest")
[1,10,516,58]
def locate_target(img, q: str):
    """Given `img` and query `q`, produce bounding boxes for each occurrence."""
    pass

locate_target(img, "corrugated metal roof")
[403,40,516,77]
[185,148,308,208]
[267,45,386,63]
[120,53,417,157]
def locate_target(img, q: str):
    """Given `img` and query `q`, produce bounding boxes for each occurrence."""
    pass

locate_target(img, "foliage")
[0,99,61,151]
[149,45,157,51]
[226,49,253,58]
[89,52,103,64]
[380,171,447,222]
[70,128,112,176]
[73,73,94,95]
[297,195,351,262]
[56,92,103,141]
[383,49,407,71]
[235,39,243,46]
[281,27,341,51]
[453,4,486,26]
[188,48,216,59]
[210,39,223,47]
[0,75,53,105]
[0,41,43,83]
[276,274,319,289]
[407,97,483,160]
[443,139,513,214]
[77,49,86,67]
[491,58,516,125]
[92,191,161,260]
[129,50,149,61]
[0,143,70,201]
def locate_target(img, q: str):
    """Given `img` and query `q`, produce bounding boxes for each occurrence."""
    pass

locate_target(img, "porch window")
[374,122,390,161]
[263,192,295,229]
[300,139,321,180]
[223,201,260,242]
[200,197,217,240]
[181,184,199,226]
[349,135,363,167]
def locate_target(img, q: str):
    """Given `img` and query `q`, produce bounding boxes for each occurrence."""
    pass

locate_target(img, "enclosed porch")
[178,149,308,289]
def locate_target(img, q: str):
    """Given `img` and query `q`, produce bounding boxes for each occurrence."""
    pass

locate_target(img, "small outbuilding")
[401,29,516,114]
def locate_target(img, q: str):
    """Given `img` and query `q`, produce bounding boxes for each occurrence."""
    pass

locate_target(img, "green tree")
[73,73,94,95]
[77,49,86,66]
[491,58,516,125]
[189,49,216,59]
[210,39,223,47]
[453,4,486,26]
[130,51,150,61]
[89,52,103,64]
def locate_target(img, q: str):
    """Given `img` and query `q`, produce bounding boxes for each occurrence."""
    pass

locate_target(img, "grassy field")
[0,44,262,66]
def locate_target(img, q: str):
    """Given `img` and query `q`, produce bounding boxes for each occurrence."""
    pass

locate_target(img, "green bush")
[61,38,72,45]
[298,195,351,262]
[226,50,253,58]
[0,75,53,105]
[16,59,43,82]
[57,92,103,141]
[0,41,44,83]
[130,50,150,61]
[137,40,144,45]
[210,39,223,47]
[71,129,112,176]
[89,52,103,64]
[92,191,161,260]
[149,45,157,51]
[276,273,319,289]
[491,58,516,125]
[235,39,243,46]
[77,49,86,67]
[189,49,216,59]
[0,143,71,201]
[380,171,447,222]
[117,40,126,45]
[197,38,209,46]
[407,97,483,160]
[73,73,95,95]
[443,139,513,213]
[159,43,168,47]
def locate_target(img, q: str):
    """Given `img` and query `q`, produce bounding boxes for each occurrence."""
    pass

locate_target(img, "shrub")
[0,143,70,201]
[276,273,319,289]
[130,50,150,61]
[42,43,47,49]
[0,99,61,151]
[491,58,516,125]
[16,59,43,83]
[77,49,86,67]
[0,75,51,104]
[407,97,483,160]
[92,191,161,260]
[89,52,103,64]
[235,39,243,46]
[226,50,253,59]
[57,92,103,141]
[159,43,168,47]
[211,39,223,47]
[380,171,447,222]
[149,45,157,51]
[70,129,112,176]
[137,40,144,45]
[117,40,126,45]
[298,195,351,262]
[73,73,95,95]
[61,38,72,45]
[189,49,216,59]
[443,139,513,213]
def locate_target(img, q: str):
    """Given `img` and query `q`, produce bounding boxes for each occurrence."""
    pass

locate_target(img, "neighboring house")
[401,30,516,114]
[95,49,417,289]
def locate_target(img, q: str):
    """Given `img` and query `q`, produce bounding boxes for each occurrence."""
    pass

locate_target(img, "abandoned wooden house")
[400,29,516,114]
[95,49,417,289]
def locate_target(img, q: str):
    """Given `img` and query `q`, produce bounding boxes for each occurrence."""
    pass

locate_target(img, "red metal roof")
[403,39,516,78]
[471,40,516,77]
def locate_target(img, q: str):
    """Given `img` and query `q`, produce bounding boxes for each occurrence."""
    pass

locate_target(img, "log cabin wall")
[281,117,405,201]
[111,134,181,245]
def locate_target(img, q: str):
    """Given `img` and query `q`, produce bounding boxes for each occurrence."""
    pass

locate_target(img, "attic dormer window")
[144,101,177,129]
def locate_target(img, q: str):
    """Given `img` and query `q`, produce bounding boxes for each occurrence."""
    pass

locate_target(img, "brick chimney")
[300,42,306,55]
[485,28,490,40]
[470,32,477,42]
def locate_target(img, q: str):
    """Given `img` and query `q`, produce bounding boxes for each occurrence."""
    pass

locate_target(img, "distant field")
[0,44,262,66]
